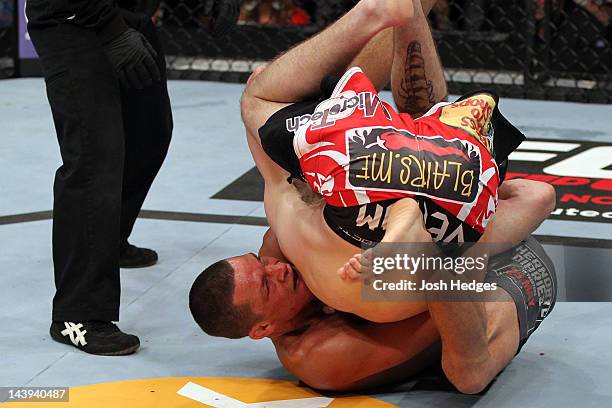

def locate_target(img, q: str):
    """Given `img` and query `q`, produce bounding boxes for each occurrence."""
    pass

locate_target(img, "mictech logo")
[6,377,395,407]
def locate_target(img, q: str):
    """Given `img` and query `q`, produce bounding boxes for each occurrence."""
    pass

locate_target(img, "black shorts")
[485,236,557,352]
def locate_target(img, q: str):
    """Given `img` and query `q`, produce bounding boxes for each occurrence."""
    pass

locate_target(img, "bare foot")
[337,253,364,281]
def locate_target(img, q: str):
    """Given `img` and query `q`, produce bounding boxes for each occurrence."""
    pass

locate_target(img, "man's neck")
[271,299,329,341]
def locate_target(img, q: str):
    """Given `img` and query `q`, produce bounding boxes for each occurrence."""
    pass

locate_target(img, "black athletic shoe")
[50,321,140,356]
[119,241,158,268]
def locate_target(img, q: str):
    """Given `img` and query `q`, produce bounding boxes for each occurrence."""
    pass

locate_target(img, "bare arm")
[274,312,438,391]
[258,228,289,262]
[428,293,520,394]
[240,0,408,181]
[428,180,555,394]
[337,179,553,321]
[349,28,394,91]
[476,179,556,255]
[244,1,405,105]
[428,298,491,394]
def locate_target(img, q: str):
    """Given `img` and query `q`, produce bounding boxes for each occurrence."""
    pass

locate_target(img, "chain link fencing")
[0,0,16,79]
[0,1,610,102]
[157,0,611,103]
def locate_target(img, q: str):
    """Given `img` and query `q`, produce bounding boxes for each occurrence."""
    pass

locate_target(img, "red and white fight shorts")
[260,67,525,248]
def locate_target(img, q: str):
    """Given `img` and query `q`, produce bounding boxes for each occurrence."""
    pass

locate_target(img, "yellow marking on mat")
[3,377,396,407]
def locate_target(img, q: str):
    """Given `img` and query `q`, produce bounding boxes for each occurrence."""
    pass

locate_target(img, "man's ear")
[249,321,274,340]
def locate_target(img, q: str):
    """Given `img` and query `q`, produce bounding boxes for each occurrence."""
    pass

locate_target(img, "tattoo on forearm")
[397,41,436,116]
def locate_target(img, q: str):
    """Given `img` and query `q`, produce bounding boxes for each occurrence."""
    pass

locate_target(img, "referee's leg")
[119,12,173,245]
[30,24,124,323]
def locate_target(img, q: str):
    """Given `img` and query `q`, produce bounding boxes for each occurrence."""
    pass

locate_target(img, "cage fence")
[158,0,612,103]
[0,0,610,103]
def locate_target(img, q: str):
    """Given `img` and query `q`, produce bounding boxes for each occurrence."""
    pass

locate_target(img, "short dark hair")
[189,259,261,339]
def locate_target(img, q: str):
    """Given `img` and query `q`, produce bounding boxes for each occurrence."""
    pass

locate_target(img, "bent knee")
[239,91,256,123]
[247,65,267,87]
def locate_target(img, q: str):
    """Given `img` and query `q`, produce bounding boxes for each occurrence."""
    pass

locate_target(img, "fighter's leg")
[246,29,395,95]
[350,0,443,93]
[349,28,394,91]
[391,0,448,116]
[244,0,414,105]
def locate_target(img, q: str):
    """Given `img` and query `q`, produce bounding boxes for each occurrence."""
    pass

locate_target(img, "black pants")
[29,13,172,322]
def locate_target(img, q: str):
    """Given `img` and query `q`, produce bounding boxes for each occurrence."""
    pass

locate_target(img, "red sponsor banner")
[507,139,612,223]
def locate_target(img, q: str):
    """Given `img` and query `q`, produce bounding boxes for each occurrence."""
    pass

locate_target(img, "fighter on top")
[259,66,525,251]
